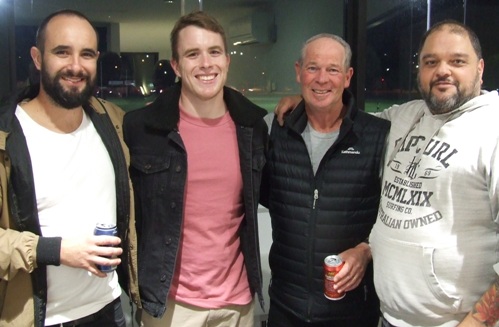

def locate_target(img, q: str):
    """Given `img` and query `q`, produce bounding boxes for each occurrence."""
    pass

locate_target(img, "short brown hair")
[170,11,228,62]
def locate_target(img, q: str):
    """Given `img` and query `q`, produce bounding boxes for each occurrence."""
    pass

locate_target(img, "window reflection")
[366,1,427,111]
[366,0,499,112]
[6,0,499,112]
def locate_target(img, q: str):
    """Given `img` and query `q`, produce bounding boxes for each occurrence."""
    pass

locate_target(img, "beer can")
[324,254,345,300]
[94,223,118,273]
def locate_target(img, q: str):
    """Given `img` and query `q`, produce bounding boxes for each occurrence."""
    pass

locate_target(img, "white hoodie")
[370,90,499,327]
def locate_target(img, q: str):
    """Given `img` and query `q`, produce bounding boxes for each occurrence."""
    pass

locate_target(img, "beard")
[418,73,481,115]
[41,66,95,109]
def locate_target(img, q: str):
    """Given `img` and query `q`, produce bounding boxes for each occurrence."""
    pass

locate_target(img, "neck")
[179,92,227,119]
[20,94,84,133]
[306,104,346,133]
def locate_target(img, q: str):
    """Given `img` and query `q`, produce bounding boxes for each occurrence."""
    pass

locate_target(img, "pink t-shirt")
[169,108,252,308]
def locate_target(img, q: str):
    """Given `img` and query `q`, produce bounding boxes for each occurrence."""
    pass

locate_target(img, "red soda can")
[324,254,345,300]
[94,223,118,273]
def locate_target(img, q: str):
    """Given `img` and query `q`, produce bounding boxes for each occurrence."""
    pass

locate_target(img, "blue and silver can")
[94,223,118,273]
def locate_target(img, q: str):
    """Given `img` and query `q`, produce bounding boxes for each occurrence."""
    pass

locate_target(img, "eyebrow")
[304,60,342,68]
[182,45,224,54]
[50,45,70,53]
[50,45,98,56]
[421,52,470,60]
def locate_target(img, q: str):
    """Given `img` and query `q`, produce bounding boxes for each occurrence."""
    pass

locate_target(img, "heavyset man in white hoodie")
[370,20,499,327]
[276,19,499,327]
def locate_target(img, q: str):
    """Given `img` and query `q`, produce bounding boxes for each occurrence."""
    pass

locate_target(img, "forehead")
[303,38,345,63]
[44,15,97,49]
[177,25,225,50]
[421,28,475,58]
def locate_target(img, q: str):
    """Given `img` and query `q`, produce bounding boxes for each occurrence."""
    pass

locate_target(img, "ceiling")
[13,0,272,25]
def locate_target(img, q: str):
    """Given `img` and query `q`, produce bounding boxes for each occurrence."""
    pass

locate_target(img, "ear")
[170,58,181,78]
[294,62,301,84]
[344,67,354,88]
[30,46,42,71]
[478,58,484,85]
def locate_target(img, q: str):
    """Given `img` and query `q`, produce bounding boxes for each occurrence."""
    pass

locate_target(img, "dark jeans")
[267,301,380,327]
[46,297,126,327]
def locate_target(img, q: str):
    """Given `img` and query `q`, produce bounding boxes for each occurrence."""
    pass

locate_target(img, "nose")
[317,68,328,83]
[199,52,212,68]
[67,54,85,73]
[434,61,451,78]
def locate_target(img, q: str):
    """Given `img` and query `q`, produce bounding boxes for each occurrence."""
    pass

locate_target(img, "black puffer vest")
[263,90,390,322]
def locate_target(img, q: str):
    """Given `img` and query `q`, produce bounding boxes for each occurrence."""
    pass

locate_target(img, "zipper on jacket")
[307,188,320,317]
[312,189,319,209]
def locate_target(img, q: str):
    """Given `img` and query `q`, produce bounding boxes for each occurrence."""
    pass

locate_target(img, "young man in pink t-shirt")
[123,11,268,327]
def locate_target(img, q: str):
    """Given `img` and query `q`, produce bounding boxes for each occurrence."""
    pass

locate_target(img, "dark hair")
[418,19,482,60]
[170,11,227,62]
[36,9,98,53]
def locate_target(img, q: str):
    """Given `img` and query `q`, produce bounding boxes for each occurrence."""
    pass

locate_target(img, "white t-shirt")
[16,106,121,325]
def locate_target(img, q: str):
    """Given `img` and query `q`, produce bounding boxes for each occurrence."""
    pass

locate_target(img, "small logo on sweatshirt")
[341,147,360,155]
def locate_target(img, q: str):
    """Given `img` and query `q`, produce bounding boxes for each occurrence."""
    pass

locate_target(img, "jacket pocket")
[131,154,171,174]
[130,154,171,199]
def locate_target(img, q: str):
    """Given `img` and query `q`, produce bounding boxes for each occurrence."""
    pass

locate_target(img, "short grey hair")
[298,33,352,70]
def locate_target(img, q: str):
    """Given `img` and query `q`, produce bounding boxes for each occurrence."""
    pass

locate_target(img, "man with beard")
[370,20,499,327]
[0,9,139,326]
[276,20,499,327]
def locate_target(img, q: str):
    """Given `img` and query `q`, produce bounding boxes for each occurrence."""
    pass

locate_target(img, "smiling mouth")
[313,89,330,94]
[431,79,456,88]
[198,74,217,81]
[62,76,85,84]
[434,82,453,86]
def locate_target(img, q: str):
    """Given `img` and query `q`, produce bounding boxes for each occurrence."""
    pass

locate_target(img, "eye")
[210,49,223,56]
[186,51,198,58]
[452,59,466,65]
[327,68,340,74]
[54,50,70,57]
[82,51,97,59]
[306,66,318,73]
[423,60,437,67]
